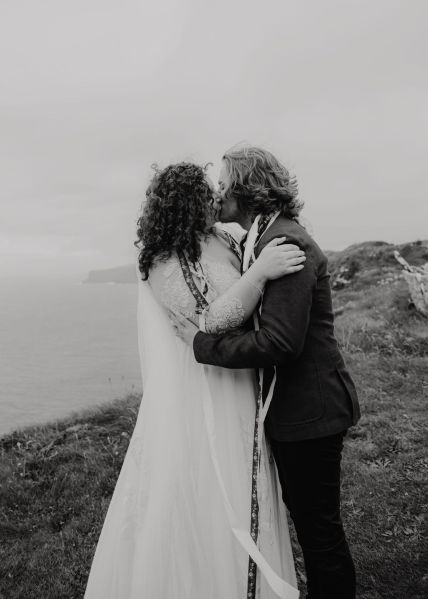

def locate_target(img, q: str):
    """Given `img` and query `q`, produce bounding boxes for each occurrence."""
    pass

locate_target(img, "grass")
[0,398,142,599]
[1,262,427,598]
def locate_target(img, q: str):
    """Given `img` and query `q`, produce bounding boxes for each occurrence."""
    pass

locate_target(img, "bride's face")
[205,175,222,223]
[216,162,240,223]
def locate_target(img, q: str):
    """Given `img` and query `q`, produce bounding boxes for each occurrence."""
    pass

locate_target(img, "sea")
[0,277,142,437]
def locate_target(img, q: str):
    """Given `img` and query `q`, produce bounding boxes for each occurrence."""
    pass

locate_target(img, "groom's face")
[217,162,241,222]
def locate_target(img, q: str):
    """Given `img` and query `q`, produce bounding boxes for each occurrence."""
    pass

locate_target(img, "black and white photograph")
[0,1,426,598]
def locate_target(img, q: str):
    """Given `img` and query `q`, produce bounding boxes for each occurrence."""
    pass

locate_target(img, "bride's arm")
[148,257,200,326]
[203,238,305,334]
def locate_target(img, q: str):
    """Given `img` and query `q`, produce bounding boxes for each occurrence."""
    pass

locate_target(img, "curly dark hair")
[223,145,303,219]
[135,162,214,280]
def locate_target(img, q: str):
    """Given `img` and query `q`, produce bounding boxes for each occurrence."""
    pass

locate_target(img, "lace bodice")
[149,253,246,334]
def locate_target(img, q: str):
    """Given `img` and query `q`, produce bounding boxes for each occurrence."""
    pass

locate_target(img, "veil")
[85,265,297,598]
[134,271,299,598]
[86,272,201,598]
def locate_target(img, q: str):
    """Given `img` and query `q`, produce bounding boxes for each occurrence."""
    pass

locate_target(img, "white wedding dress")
[84,231,298,599]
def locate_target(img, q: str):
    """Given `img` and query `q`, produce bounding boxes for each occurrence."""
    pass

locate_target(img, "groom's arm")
[193,238,317,369]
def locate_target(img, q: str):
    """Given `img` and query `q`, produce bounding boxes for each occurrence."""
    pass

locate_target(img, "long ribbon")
[178,234,299,598]
[242,210,281,424]
[198,367,298,599]
[242,211,298,597]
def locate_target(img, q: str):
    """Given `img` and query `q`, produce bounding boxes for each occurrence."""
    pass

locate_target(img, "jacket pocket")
[274,366,326,426]
[335,367,360,419]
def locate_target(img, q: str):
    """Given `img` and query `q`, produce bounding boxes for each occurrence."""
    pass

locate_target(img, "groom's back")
[255,216,360,441]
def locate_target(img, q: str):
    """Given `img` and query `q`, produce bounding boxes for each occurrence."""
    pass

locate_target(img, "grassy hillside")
[0,241,427,599]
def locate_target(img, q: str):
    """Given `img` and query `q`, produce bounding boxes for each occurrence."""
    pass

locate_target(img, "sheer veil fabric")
[84,270,298,598]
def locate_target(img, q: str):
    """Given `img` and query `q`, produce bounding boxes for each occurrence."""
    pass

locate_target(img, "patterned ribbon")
[243,212,279,599]
[221,230,243,263]
[177,251,209,314]
[178,227,298,599]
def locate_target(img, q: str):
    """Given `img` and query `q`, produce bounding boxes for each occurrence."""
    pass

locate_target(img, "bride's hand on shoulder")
[253,237,306,282]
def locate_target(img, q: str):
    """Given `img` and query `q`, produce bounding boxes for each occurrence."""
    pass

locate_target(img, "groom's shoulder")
[262,216,314,249]
[259,216,326,265]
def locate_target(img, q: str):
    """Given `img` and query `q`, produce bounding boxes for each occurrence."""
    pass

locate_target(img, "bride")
[84,162,305,599]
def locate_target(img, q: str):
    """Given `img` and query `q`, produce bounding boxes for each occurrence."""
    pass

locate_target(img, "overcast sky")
[0,0,427,278]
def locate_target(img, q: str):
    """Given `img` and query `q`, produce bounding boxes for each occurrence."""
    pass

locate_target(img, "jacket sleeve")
[193,235,317,369]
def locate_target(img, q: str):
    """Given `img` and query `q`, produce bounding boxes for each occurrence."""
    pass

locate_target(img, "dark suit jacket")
[193,216,361,441]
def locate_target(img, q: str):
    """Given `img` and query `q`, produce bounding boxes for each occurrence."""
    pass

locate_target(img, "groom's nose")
[212,192,222,206]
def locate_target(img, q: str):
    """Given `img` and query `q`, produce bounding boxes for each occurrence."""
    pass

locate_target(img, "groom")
[175,146,360,599]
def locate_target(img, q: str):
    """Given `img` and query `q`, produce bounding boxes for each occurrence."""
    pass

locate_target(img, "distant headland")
[83,240,428,285]
[83,264,137,284]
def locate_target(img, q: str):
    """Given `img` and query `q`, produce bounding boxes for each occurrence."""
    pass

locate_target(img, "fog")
[1,0,426,278]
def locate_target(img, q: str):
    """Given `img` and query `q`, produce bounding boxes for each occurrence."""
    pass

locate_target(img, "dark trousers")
[270,431,356,599]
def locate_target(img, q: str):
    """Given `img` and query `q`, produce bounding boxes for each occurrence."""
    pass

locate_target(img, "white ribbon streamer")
[199,365,298,599]
[238,212,299,597]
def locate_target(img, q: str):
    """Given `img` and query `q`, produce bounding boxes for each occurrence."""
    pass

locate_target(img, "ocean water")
[0,277,142,437]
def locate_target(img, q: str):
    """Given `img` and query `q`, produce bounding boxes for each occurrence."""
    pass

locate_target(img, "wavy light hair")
[222,145,303,219]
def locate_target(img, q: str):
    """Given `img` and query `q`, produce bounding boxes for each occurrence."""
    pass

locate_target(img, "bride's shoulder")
[149,254,181,284]
[148,254,188,308]
[213,222,245,244]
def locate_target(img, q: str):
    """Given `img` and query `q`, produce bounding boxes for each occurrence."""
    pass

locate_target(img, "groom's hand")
[168,310,199,346]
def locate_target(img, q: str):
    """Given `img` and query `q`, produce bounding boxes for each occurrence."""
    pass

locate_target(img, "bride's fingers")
[279,257,306,272]
[279,249,305,260]
[168,308,183,320]
[264,236,287,247]
[167,309,183,326]
[168,309,195,331]
[275,245,303,255]
[286,255,306,264]
[282,259,306,271]
[285,264,305,272]
[167,308,177,320]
